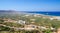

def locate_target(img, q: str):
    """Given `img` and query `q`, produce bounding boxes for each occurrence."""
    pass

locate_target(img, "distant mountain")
[0,10,35,16]
[0,10,26,14]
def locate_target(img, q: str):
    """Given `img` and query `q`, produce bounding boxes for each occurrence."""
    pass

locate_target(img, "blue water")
[27,12,60,16]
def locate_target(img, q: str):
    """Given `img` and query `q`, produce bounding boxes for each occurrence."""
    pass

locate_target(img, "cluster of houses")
[16,20,56,31]
[3,18,55,31]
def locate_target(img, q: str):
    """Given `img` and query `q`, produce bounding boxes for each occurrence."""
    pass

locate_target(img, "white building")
[50,18,54,20]
[18,20,26,25]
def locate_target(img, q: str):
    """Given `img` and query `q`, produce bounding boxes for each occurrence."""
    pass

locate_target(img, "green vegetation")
[0,14,60,33]
[0,26,10,31]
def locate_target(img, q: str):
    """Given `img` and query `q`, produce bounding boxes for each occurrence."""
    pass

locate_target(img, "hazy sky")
[0,0,60,11]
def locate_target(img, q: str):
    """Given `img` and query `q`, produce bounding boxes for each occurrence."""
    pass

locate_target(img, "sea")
[27,12,60,16]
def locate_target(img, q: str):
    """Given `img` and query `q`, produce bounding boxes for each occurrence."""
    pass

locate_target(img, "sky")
[0,0,60,11]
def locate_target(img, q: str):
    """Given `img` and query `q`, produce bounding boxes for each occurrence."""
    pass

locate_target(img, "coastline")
[26,12,60,20]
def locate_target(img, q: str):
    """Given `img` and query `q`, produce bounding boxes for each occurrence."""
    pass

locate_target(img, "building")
[18,20,26,25]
